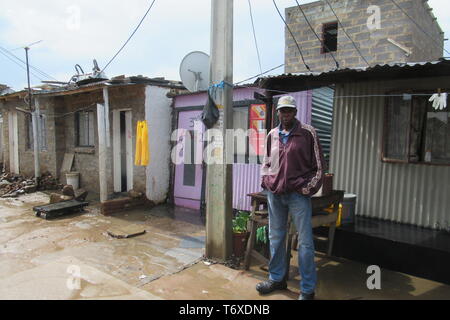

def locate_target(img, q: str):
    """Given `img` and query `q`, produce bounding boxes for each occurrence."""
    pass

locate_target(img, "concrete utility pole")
[25,47,40,185]
[205,0,234,260]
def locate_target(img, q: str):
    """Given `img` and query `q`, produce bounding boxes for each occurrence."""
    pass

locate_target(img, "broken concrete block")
[74,188,88,201]
[107,225,146,239]
[49,193,74,204]
[128,190,143,198]
[62,185,75,197]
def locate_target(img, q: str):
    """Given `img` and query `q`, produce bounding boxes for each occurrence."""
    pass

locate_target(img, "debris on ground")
[49,193,74,204]
[222,255,243,270]
[62,185,75,197]
[107,225,146,239]
[0,172,62,198]
[74,188,88,201]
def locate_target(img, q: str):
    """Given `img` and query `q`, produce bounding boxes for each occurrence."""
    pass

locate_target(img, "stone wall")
[285,0,444,73]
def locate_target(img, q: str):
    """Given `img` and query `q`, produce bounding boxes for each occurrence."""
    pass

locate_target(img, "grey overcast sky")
[0,0,449,91]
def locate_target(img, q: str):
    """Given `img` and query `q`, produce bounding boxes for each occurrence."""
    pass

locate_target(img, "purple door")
[174,110,204,210]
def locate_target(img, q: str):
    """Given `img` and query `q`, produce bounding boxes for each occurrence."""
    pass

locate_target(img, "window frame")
[75,110,95,147]
[381,90,450,167]
[232,99,267,165]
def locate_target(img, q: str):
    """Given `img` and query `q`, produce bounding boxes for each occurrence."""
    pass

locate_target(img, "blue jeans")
[266,191,317,294]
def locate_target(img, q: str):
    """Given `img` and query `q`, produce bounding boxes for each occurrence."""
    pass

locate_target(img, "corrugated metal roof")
[258,59,450,91]
[0,76,185,100]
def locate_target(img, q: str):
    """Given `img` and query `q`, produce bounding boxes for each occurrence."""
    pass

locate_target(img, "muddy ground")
[0,192,449,300]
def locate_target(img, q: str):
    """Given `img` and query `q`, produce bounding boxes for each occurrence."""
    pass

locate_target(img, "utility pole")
[25,46,40,186]
[205,0,234,260]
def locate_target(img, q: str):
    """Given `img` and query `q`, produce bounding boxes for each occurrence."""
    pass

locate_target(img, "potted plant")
[232,211,250,258]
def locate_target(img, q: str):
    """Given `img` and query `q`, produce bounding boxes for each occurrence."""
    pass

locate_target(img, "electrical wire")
[247,0,263,75]
[389,0,450,56]
[0,49,45,82]
[260,86,447,100]
[272,0,310,71]
[294,0,339,69]
[0,45,58,81]
[101,0,157,73]
[234,63,285,85]
[323,0,370,67]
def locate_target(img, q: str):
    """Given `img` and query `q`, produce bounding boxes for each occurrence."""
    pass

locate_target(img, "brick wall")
[285,0,444,73]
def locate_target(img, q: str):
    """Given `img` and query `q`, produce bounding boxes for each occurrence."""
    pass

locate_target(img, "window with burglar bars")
[26,113,47,151]
[383,92,450,165]
[76,111,95,147]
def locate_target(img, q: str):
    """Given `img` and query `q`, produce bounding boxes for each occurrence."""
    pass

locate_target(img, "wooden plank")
[60,153,75,173]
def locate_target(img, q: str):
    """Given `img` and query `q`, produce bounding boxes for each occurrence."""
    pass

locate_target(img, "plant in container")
[232,211,250,258]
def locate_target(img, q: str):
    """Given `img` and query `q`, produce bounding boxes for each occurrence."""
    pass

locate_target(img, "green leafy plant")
[232,211,250,233]
[256,226,268,244]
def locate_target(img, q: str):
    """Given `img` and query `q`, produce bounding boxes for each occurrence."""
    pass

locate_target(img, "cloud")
[0,0,449,91]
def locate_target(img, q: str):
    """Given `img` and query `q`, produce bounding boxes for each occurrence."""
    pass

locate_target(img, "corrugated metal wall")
[330,80,450,230]
[311,86,334,165]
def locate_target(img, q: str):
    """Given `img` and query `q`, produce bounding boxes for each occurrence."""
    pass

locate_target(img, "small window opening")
[322,22,338,53]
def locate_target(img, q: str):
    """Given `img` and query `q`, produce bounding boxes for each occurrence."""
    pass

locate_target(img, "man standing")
[257,95,325,300]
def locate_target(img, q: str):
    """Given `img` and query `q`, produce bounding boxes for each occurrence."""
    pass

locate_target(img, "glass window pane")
[384,96,410,161]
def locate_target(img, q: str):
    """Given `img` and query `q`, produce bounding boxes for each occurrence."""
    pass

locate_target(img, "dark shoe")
[298,292,315,300]
[256,280,287,294]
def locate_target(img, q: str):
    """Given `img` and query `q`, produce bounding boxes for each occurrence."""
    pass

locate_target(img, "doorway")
[173,110,204,210]
[113,109,133,192]
[8,111,19,174]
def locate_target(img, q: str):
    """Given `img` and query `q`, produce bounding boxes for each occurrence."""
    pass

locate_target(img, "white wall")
[145,85,172,203]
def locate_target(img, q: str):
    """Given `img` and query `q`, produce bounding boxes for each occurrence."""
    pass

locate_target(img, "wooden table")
[243,190,344,275]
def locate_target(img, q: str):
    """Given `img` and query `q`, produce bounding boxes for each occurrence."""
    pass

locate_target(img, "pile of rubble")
[0,171,63,198]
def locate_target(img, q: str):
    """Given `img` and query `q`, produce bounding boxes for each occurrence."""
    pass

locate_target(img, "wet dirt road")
[1,192,449,300]
[0,192,205,299]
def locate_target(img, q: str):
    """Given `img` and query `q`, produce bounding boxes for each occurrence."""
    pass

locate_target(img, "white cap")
[276,95,297,110]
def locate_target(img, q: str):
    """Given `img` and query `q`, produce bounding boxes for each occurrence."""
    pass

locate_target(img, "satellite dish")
[179,51,210,92]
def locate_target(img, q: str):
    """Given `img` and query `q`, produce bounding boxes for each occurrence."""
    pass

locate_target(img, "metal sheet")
[330,80,450,230]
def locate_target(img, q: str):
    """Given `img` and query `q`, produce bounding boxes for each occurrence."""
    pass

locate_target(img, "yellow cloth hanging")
[134,121,150,166]
[141,121,149,165]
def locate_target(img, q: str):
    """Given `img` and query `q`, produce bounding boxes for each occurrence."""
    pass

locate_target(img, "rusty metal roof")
[258,59,450,92]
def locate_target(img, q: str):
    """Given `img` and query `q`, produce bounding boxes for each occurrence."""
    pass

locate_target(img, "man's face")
[277,108,296,127]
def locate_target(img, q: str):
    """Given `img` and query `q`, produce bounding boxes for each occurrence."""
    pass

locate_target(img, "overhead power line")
[0,45,58,81]
[247,0,263,75]
[234,63,285,85]
[101,0,157,73]
[294,0,339,69]
[272,0,310,71]
[389,0,450,56]
[0,49,45,82]
[323,0,370,67]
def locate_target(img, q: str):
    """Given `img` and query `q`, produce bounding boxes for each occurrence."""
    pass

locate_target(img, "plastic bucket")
[341,193,357,224]
[65,172,80,190]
